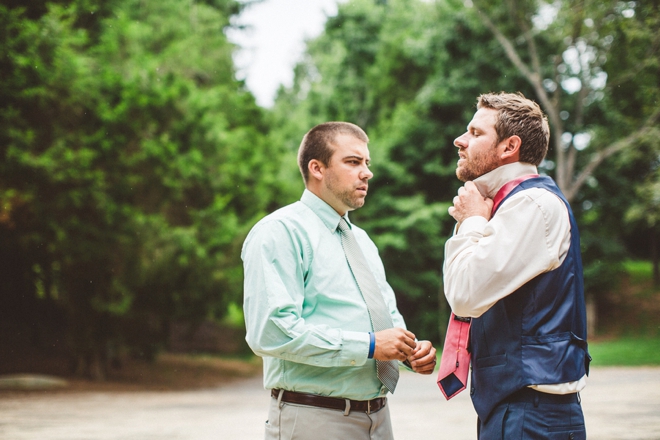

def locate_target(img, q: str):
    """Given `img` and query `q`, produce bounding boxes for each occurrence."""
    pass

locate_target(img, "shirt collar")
[301,189,350,231]
[473,162,539,199]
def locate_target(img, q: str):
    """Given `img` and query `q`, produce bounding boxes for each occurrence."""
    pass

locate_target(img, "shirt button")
[350,360,356,365]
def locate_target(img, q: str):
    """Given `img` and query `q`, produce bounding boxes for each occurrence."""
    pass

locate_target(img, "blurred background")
[1,0,659,385]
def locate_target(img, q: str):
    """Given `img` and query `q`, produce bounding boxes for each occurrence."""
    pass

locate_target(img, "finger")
[399,343,415,357]
[402,329,416,340]
[393,350,406,362]
[408,342,429,359]
[413,361,435,372]
[414,363,436,374]
[411,357,436,373]
[414,353,437,367]
[409,345,434,362]
[393,328,416,342]
[411,351,436,365]
[408,347,428,361]
[401,340,415,352]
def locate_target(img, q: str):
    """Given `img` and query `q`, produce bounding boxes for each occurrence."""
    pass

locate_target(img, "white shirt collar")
[473,162,539,199]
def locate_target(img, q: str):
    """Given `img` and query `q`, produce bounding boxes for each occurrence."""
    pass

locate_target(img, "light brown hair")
[477,92,550,165]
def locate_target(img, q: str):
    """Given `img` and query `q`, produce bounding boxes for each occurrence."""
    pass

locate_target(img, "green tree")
[0,0,284,378]
[271,0,528,340]
[469,0,660,302]
[471,0,660,201]
[271,0,660,339]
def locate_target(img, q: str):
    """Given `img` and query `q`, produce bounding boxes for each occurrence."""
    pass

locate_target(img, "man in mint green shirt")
[242,122,436,440]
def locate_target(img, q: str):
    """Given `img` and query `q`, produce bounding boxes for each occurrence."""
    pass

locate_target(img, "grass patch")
[589,337,660,366]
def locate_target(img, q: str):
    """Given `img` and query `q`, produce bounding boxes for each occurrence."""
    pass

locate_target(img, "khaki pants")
[265,395,394,440]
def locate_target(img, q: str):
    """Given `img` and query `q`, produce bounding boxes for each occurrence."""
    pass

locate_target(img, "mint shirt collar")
[300,189,352,232]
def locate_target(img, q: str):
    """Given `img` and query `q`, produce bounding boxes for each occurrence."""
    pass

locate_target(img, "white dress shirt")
[443,162,586,394]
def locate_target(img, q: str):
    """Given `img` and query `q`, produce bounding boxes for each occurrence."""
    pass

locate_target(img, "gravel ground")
[0,366,659,439]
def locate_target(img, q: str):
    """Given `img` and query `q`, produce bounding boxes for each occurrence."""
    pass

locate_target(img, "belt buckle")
[367,399,371,414]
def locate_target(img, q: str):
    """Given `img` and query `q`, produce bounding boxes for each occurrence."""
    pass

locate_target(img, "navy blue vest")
[470,176,591,422]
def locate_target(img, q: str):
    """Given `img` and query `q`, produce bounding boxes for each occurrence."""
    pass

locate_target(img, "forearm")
[245,313,370,367]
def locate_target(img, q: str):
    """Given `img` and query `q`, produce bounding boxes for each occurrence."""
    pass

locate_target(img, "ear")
[500,135,521,163]
[308,159,325,182]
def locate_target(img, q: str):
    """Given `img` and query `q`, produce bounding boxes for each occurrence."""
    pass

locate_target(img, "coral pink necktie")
[437,313,471,399]
[437,174,538,400]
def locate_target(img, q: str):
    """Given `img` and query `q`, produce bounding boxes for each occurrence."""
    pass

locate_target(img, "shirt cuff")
[342,330,371,366]
[457,215,489,234]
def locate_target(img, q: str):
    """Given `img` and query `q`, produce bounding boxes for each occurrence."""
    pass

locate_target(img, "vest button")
[569,434,574,439]
[470,387,475,395]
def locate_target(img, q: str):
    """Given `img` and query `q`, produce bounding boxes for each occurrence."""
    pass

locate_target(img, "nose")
[454,133,467,149]
[361,166,373,180]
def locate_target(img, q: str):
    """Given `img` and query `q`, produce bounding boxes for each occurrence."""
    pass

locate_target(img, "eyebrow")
[343,155,370,163]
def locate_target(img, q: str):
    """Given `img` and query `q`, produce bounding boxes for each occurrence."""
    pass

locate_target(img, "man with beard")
[242,121,436,440]
[441,92,591,439]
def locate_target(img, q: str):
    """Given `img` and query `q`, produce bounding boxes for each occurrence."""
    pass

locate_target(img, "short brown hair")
[297,122,369,183]
[477,92,550,165]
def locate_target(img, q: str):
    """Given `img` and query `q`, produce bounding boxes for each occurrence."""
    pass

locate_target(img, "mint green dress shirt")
[242,190,407,400]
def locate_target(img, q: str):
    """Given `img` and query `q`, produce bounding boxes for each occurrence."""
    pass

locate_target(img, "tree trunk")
[73,351,107,381]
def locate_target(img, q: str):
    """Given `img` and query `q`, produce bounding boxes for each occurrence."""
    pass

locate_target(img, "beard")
[324,173,366,211]
[456,144,500,182]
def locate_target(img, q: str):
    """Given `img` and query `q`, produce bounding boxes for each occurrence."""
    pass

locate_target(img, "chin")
[350,200,365,210]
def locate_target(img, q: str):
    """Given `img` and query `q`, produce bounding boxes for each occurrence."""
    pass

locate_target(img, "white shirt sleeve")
[443,187,571,318]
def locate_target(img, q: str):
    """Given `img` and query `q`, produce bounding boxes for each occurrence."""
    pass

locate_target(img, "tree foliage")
[271,0,660,340]
[271,0,529,340]
[0,0,287,378]
[471,0,660,202]
[2,0,657,372]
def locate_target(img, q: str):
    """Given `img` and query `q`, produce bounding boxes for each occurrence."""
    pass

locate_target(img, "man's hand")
[448,181,493,224]
[373,328,416,362]
[406,340,437,375]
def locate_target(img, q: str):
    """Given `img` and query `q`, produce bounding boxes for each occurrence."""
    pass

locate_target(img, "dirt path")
[0,367,659,439]
[388,366,660,440]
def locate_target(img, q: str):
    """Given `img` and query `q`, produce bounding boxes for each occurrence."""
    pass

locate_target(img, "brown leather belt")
[271,389,387,414]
